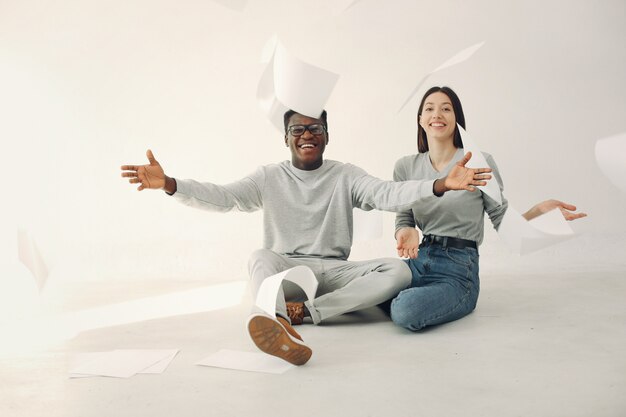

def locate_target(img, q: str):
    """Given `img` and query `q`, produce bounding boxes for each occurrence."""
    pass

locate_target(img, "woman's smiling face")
[419,91,457,145]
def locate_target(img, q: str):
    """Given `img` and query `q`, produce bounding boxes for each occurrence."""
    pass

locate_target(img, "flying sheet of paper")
[17,229,49,291]
[497,206,575,255]
[255,266,318,318]
[398,41,485,113]
[68,349,179,378]
[332,0,365,15]
[595,132,626,193]
[353,209,383,240]
[196,349,294,374]
[257,39,340,131]
[260,35,278,64]
[457,125,502,205]
[210,0,248,11]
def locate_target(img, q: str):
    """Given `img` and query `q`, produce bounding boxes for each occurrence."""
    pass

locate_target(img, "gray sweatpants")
[248,249,411,324]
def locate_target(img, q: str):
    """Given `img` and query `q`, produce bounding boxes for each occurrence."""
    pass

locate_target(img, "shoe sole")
[247,315,312,366]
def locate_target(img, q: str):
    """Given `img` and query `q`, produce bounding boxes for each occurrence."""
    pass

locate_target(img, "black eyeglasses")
[287,124,327,136]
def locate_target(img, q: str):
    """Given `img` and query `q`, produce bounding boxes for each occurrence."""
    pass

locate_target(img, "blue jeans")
[390,242,480,331]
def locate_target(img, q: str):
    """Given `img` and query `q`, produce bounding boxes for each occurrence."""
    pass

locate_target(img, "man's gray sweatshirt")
[173,160,437,260]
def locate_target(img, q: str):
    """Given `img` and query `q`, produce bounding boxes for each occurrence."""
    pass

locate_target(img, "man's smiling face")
[284,113,328,171]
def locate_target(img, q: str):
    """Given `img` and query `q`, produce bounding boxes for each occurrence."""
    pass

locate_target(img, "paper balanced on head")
[257,37,340,131]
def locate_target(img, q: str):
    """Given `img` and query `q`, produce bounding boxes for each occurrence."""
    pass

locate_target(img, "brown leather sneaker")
[247,313,312,366]
[286,302,305,325]
[277,317,303,341]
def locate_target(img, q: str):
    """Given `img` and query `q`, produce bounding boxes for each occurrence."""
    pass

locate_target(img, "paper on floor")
[257,38,339,131]
[196,349,294,374]
[595,132,626,194]
[497,206,575,255]
[69,349,179,378]
[398,41,485,113]
[457,125,502,205]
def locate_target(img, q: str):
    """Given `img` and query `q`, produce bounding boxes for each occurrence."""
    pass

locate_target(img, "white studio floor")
[1,265,625,417]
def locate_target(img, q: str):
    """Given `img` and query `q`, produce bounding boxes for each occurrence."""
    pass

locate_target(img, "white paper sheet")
[398,41,485,113]
[196,349,294,374]
[257,39,340,131]
[139,349,179,373]
[332,0,365,15]
[17,229,49,291]
[497,206,576,255]
[457,125,502,205]
[255,266,318,318]
[260,35,278,64]
[69,349,179,378]
[432,42,485,73]
[595,132,626,193]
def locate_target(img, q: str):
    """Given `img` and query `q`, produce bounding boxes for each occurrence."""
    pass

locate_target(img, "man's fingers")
[146,149,157,165]
[121,172,138,178]
[458,151,472,167]
[121,165,138,171]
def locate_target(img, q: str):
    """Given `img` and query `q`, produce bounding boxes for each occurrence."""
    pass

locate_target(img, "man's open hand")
[444,151,492,192]
[120,149,166,191]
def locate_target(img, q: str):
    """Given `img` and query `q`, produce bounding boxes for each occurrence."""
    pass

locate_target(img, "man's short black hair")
[283,110,328,135]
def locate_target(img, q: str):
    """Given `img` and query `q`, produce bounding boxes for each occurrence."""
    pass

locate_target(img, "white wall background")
[1,0,625,286]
